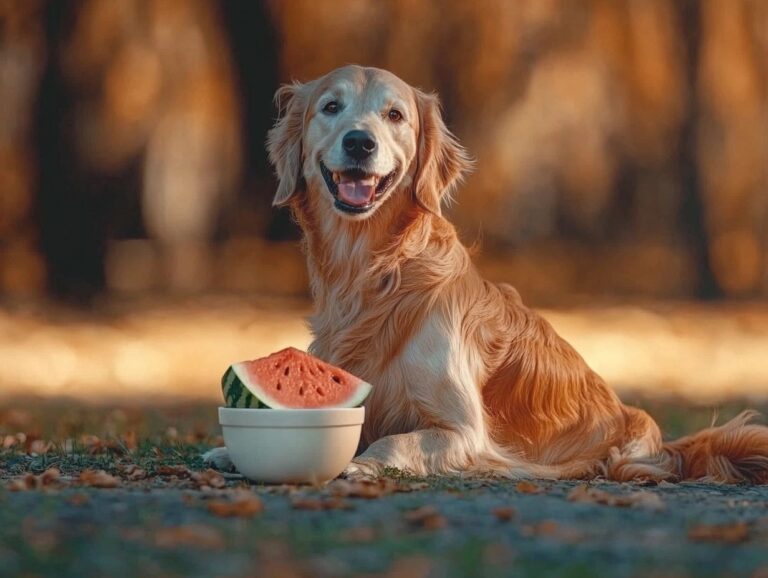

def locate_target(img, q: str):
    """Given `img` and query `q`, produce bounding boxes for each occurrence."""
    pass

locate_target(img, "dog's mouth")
[320,161,397,214]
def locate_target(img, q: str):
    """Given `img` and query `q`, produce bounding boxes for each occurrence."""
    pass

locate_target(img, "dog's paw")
[340,458,381,481]
[202,447,236,472]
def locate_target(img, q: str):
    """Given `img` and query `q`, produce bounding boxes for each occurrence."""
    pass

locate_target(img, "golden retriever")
[209,65,768,483]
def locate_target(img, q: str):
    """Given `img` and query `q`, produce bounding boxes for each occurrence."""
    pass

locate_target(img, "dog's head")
[267,65,471,220]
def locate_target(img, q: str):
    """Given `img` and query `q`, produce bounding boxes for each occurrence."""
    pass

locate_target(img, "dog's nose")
[342,130,377,161]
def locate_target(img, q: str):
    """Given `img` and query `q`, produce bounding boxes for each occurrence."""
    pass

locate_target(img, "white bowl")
[218,406,364,484]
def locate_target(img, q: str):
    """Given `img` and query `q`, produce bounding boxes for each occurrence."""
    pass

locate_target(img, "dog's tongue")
[337,175,376,207]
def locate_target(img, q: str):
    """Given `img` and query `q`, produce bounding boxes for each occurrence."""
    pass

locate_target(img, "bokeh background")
[1,0,767,405]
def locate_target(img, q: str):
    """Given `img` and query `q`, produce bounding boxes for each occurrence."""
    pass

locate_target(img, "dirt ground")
[2,399,768,578]
[3,473,768,578]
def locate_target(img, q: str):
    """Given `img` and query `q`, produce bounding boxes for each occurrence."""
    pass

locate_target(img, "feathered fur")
[264,65,768,483]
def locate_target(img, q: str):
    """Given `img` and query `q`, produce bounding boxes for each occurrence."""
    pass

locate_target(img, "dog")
[207,65,768,483]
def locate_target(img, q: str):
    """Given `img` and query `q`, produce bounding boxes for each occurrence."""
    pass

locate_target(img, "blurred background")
[1,0,767,406]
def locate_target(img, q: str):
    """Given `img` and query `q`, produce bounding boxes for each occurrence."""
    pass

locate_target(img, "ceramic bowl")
[218,406,364,484]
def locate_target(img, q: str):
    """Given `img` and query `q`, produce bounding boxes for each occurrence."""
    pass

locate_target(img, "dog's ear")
[267,82,310,206]
[412,90,472,214]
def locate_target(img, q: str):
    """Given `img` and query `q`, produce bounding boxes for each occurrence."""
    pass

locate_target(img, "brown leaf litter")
[567,484,666,512]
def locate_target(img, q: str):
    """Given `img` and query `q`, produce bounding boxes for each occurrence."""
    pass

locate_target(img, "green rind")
[221,367,268,408]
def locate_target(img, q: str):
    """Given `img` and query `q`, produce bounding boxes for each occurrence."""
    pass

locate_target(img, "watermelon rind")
[220,354,372,410]
[221,367,268,409]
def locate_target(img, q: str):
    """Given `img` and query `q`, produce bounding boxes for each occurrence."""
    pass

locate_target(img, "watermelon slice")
[221,347,372,409]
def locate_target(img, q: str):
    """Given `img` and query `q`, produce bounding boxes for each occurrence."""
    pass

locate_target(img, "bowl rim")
[218,406,365,427]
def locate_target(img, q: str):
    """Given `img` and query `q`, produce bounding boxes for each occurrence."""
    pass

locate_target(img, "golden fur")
[264,65,768,483]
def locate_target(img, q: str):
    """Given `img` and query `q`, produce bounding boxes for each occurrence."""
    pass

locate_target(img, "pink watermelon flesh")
[232,347,371,409]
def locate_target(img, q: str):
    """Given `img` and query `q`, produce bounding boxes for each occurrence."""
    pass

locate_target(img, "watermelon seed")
[299,386,304,396]
[276,381,282,391]
[332,375,341,384]
[316,387,325,396]
[284,366,290,376]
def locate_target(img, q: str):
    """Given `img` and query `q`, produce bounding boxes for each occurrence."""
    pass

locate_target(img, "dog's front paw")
[341,458,382,481]
[202,447,235,472]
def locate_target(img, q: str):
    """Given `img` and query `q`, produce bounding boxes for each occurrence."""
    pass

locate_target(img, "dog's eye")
[323,101,340,114]
[388,109,403,122]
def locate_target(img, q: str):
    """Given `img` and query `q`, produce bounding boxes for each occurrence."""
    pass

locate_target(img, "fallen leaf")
[493,506,516,522]
[626,491,666,512]
[119,464,147,481]
[339,526,376,543]
[520,520,583,543]
[79,469,120,488]
[23,473,40,489]
[5,468,61,491]
[515,481,543,494]
[403,506,447,530]
[567,485,665,511]
[688,521,750,543]
[6,478,29,491]
[155,464,190,477]
[40,467,61,486]
[29,439,53,455]
[328,479,385,499]
[521,520,559,537]
[154,524,225,550]
[191,469,226,489]
[327,478,426,499]
[66,493,90,506]
[207,492,263,517]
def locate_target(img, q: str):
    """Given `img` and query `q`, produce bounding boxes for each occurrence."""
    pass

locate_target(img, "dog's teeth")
[333,173,341,184]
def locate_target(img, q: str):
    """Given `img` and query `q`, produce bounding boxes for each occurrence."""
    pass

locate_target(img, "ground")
[2,399,768,578]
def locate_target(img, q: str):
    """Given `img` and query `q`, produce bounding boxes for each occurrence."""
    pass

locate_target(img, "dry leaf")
[521,520,560,537]
[23,473,40,489]
[493,506,516,522]
[29,439,53,455]
[119,464,147,481]
[328,479,385,499]
[567,485,665,511]
[207,492,263,517]
[520,520,583,543]
[688,521,750,543]
[79,469,120,488]
[156,464,190,477]
[625,491,666,512]
[40,467,61,486]
[515,481,543,494]
[6,478,30,491]
[339,526,376,543]
[328,478,428,499]
[191,469,226,489]
[6,468,61,491]
[67,493,90,506]
[403,506,447,530]
[154,524,225,550]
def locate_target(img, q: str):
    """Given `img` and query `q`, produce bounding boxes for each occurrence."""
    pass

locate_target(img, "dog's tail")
[608,410,768,483]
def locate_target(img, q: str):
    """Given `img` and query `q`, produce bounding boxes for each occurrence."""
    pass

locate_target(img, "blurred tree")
[1,0,766,302]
